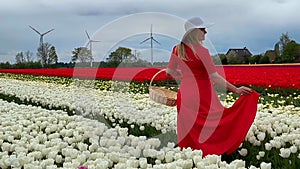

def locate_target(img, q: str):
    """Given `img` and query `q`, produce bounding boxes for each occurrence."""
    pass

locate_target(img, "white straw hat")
[184,17,214,32]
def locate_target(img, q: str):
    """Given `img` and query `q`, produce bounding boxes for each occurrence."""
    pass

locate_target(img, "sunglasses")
[198,28,207,33]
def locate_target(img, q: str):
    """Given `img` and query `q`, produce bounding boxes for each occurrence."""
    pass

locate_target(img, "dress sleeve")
[197,47,217,74]
[167,46,178,70]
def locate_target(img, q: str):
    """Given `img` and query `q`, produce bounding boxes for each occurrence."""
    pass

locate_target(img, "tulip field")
[0,65,300,169]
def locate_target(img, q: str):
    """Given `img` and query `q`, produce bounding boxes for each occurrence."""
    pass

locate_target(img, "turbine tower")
[29,25,54,47]
[85,30,100,67]
[140,24,160,66]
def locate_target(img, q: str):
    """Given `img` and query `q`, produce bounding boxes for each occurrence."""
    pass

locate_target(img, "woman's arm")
[209,72,252,95]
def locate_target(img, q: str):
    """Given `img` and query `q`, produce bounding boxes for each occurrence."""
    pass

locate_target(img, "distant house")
[294,55,300,62]
[264,50,277,63]
[226,47,252,63]
[226,47,252,58]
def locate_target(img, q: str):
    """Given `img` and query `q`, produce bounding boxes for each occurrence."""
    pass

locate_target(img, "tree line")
[0,32,299,69]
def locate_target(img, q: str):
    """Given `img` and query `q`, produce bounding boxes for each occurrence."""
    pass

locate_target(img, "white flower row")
[0,99,270,169]
[0,78,176,132]
[246,103,300,159]
[1,78,300,162]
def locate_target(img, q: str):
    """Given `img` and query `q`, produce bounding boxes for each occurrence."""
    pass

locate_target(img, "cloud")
[0,0,300,63]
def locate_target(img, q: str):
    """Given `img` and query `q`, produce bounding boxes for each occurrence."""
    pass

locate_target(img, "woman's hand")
[234,86,253,95]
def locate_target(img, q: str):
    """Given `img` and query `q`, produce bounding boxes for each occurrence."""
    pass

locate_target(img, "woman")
[166,17,260,156]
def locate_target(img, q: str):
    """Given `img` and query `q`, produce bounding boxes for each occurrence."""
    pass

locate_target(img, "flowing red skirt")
[176,83,260,156]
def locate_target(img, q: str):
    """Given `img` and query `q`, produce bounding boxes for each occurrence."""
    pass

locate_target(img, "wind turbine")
[29,25,54,47]
[29,25,54,66]
[85,30,100,67]
[140,24,160,66]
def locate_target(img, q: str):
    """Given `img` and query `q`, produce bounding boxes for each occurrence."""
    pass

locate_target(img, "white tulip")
[138,158,148,169]
[248,136,257,144]
[167,142,175,149]
[41,147,52,157]
[249,165,259,169]
[204,154,221,165]
[114,163,127,169]
[48,133,60,140]
[270,140,281,149]
[89,143,98,152]
[238,148,248,156]
[257,132,266,141]
[279,148,291,158]
[173,152,182,160]
[126,157,139,168]
[47,151,58,160]
[40,159,54,168]
[270,131,277,138]
[165,151,174,163]
[7,135,14,143]
[95,159,109,168]
[228,159,245,168]
[265,143,272,151]
[46,165,58,169]
[192,155,202,164]
[69,149,79,159]
[260,162,272,169]
[1,142,11,152]
[290,145,297,153]
[77,154,87,164]
[55,155,63,164]
[259,151,265,157]
[77,142,88,152]
[24,163,36,169]
[139,125,145,131]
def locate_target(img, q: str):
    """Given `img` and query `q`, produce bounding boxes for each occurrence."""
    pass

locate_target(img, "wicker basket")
[149,69,177,106]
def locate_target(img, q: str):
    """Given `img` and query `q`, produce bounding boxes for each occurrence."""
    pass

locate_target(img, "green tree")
[280,41,300,63]
[106,47,135,67]
[71,47,92,63]
[107,47,133,62]
[227,56,240,64]
[213,54,227,65]
[278,32,291,56]
[259,55,270,64]
[48,46,58,64]
[248,55,262,64]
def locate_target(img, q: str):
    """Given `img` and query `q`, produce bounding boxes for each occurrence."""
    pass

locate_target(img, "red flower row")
[0,65,299,89]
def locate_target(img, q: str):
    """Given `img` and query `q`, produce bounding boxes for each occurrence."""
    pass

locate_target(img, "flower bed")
[0,64,299,89]
[0,65,300,168]
[0,74,300,168]
[0,97,274,169]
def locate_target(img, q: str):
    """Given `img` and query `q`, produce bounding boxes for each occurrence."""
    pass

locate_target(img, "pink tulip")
[78,166,88,169]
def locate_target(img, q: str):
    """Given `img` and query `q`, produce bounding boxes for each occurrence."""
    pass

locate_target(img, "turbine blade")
[150,24,153,37]
[85,30,91,40]
[86,41,90,47]
[42,29,54,36]
[140,37,151,44]
[29,25,41,35]
[91,40,101,42]
[152,38,161,45]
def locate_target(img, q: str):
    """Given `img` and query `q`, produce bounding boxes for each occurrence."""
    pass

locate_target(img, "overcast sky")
[1,0,299,63]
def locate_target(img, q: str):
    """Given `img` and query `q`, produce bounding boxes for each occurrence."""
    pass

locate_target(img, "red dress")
[167,44,260,156]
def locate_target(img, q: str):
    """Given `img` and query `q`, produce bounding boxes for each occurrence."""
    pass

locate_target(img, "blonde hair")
[177,28,202,61]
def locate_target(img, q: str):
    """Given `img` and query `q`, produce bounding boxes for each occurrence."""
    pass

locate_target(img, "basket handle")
[149,68,167,87]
